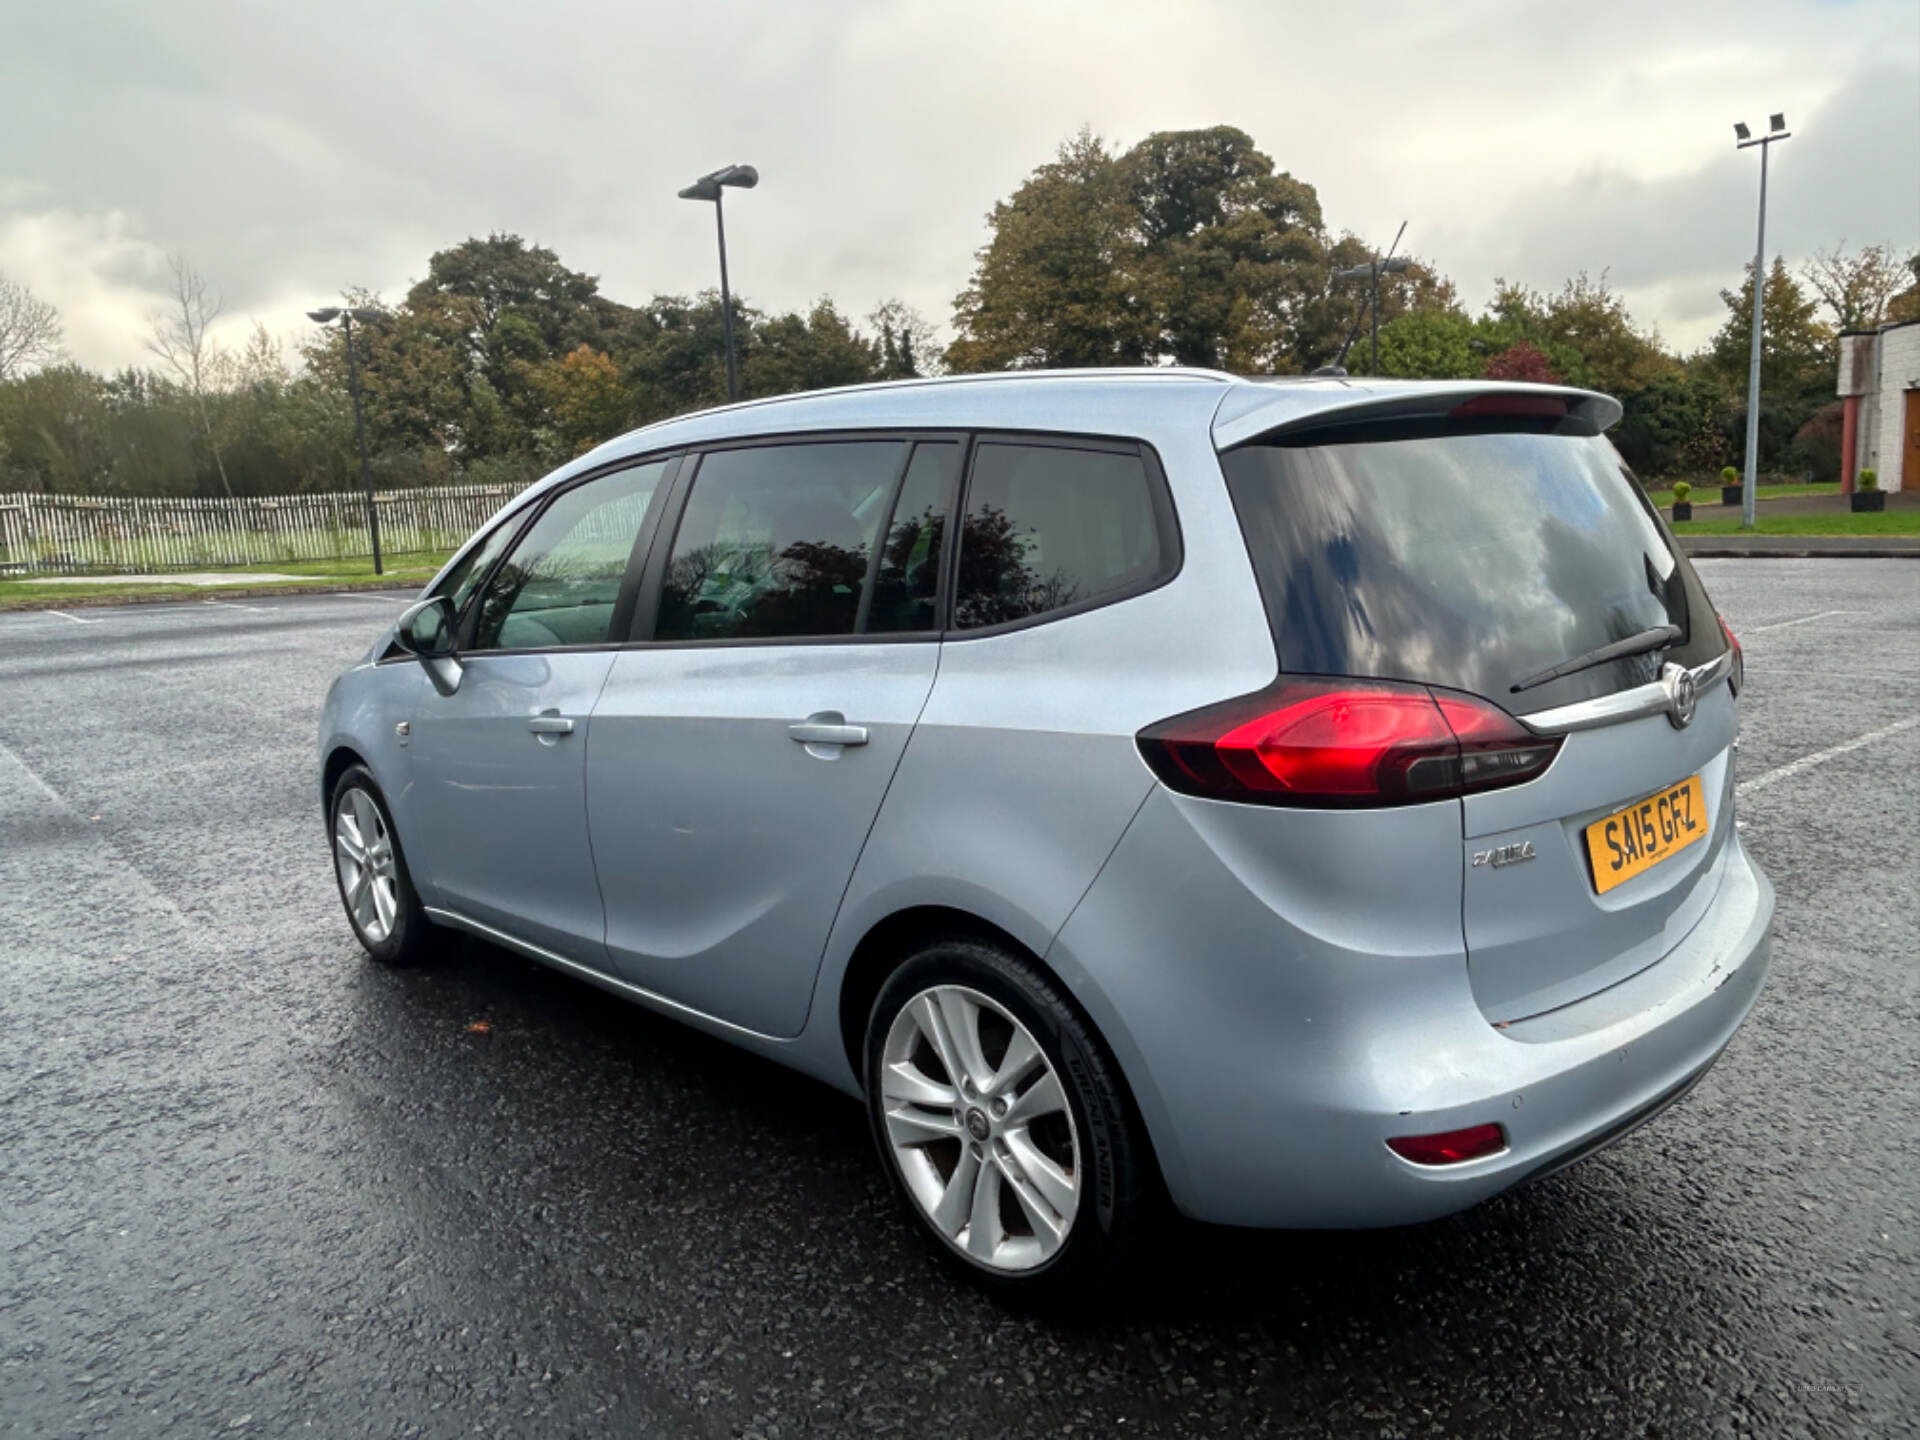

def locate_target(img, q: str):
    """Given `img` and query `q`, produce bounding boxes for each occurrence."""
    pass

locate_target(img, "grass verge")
[1644,482,1839,508]
[0,553,448,609]
[1670,512,1918,536]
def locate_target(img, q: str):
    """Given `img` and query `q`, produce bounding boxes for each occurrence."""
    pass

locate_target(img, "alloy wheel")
[334,787,399,944]
[880,984,1081,1272]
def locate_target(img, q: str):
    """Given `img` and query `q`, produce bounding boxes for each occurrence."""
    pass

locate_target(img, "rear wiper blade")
[1510,624,1681,695]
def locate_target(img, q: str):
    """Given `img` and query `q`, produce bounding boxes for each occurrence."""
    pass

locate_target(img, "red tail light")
[1718,613,1743,696]
[1137,678,1561,808]
[1449,394,1568,420]
[1387,1123,1507,1166]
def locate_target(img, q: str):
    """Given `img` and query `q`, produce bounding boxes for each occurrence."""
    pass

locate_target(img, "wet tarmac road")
[2,564,1915,1439]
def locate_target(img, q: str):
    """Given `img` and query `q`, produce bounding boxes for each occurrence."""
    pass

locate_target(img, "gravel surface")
[1,566,1914,1439]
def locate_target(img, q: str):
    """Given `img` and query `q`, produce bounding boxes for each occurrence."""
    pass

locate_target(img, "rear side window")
[865,441,957,635]
[654,442,905,641]
[953,442,1170,630]
[1221,430,1727,712]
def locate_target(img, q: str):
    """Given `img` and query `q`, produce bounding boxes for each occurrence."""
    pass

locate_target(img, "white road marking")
[1740,609,1864,635]
[45,609,94,624]
[1738,717,1920,797]
[200,597,271,614]
[0,737,199,933]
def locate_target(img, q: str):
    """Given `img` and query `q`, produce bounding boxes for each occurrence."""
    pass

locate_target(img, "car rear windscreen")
[1220,429,1727,713]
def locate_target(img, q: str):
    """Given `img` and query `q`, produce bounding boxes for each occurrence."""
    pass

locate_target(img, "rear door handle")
[788,716,869,747]
[528,713,575,736]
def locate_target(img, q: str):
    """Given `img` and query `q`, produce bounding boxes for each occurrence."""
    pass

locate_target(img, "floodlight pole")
[342,312,382,575]
[310,305,385,575]
[713,189,738,403]
[1736,119,1790,530]
[679,164,758,404]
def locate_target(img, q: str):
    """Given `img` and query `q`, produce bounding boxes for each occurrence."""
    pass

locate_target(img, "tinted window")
[470,462,666,650]
[655,442,904,641]
[1221,431,1727,712]
[865,442,957,634]
[953,443,1165,630]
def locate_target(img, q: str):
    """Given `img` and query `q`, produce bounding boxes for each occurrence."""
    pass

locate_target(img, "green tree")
[1373,309,1481,379]
[1704,257,1834,469]
[946,126,1459,376]
[1117,125,1323,368]
[947,130,1157,371]
[746,300,879,397]
[300,292,476,464]
[1613,368,1731,477]
[0,365,113,492]
[534,345,631,457]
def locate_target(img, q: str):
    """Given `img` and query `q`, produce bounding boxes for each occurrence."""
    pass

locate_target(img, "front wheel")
[329,765,432,965]
[865,939,1153,1293]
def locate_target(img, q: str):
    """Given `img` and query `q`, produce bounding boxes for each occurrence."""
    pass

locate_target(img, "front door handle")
[528,713,575,736]
[788,715,869,747]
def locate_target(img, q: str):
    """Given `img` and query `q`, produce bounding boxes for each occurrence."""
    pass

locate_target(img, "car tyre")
[329,764,433,966]
[865,937,1153,1296]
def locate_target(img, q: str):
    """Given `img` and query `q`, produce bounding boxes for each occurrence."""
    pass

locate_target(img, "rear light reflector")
[1137,678,1560,808]
[1719,613,1743,696]
[1387,1123,1507,1166]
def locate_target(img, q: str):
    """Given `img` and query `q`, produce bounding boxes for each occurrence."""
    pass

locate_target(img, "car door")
[586,437,957,1037]
[409,458,673,962]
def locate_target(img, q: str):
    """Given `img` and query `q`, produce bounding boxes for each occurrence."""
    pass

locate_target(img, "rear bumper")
[1046,787,1774,1228]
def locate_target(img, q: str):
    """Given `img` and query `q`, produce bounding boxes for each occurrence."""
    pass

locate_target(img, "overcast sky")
[4,0,1916,373]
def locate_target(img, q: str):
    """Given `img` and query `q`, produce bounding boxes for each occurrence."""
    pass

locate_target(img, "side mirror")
[394,596,456,659]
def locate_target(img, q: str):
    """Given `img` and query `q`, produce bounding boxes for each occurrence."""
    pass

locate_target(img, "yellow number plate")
[1583,774,1709,895]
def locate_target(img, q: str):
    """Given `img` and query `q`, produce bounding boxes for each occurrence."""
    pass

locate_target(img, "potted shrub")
[1720,465,1743,507]
[1852,469,1885,513]
[1670,481,1693,522]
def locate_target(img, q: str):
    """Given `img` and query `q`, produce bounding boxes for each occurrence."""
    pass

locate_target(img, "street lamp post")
[308,306,386,574]
[1734,114,1790,530]
[677,164,759,402]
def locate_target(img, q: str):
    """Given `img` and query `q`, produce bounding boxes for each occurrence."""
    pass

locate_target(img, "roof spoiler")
[1212,381,1622,451]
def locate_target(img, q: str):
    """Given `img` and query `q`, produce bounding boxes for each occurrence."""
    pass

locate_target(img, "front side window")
[435,512,524,620]
[469,461,668,650]
[953,442,1167,630]
[654,442,905,641]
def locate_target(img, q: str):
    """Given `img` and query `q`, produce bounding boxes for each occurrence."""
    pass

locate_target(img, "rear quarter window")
[953,441,1176,631]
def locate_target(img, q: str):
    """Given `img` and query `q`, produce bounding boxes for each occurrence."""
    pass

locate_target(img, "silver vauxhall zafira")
[320,370,1773,1291]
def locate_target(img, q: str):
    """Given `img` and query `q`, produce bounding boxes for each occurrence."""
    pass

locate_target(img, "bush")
[1858,468,1879,491]
[1792,401,1845,484]
[1671,481,1691,502]
[1721,465,1738,485]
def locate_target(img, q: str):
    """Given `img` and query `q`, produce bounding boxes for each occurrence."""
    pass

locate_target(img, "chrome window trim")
[1518,649,1735,736]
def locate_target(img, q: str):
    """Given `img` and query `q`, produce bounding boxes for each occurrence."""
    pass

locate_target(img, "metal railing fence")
[0,486,519,575]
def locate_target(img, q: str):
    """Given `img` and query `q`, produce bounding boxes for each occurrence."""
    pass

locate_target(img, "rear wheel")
[329,765,432,966]
[865,939,1151,1292]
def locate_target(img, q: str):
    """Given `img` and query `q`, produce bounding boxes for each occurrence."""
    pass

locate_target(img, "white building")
[1837,320,1920,491]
